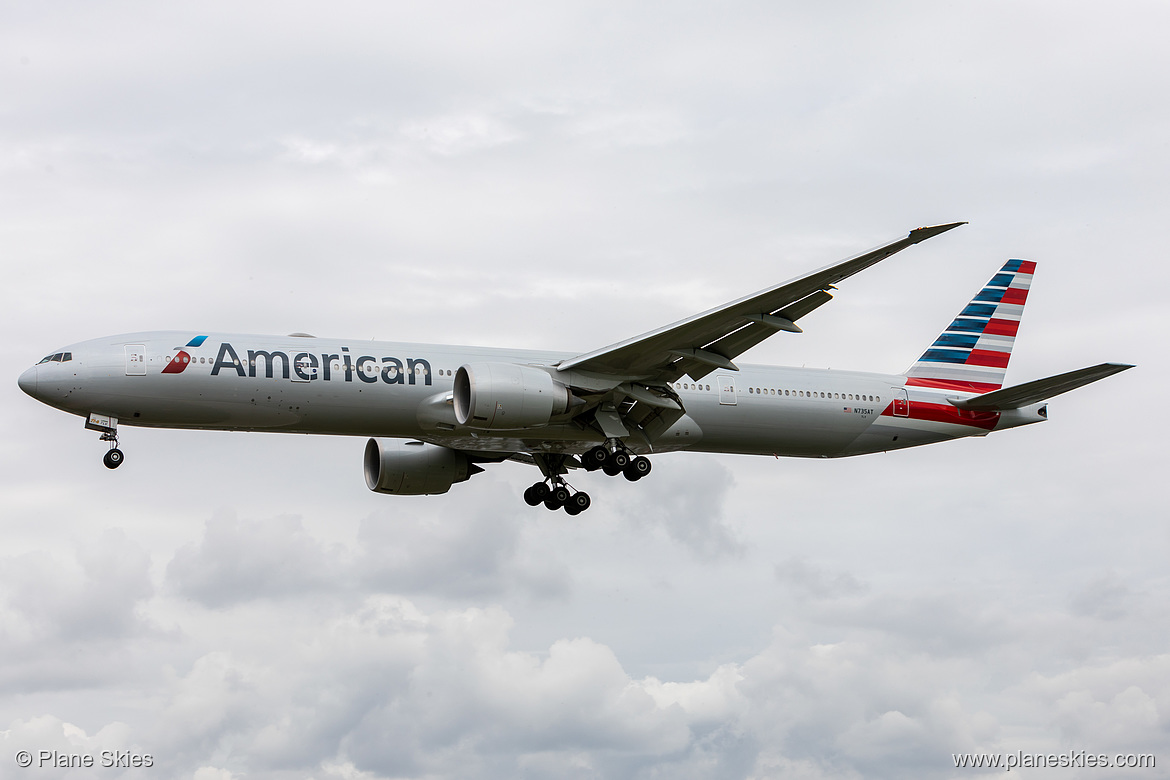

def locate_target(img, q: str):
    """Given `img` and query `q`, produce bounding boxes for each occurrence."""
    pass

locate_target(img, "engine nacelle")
[363,439,477,495]
[453,362,571,430]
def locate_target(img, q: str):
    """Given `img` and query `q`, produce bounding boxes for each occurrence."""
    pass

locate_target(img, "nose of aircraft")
[18,365,38,397]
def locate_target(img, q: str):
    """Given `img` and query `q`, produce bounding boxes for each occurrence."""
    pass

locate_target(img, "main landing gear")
[524,481,592,515]
[525,444,650,514]
[581,444,651,481]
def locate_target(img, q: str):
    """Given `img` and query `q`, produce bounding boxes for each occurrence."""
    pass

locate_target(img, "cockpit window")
[36,353,72,364]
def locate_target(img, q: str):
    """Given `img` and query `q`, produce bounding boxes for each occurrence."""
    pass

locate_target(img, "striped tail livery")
[905,259,1035,393]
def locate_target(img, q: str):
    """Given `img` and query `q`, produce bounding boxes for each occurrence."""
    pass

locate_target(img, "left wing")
[556,222,965,382]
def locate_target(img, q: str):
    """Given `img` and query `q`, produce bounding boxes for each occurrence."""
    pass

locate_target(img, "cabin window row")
[746,386,880,403]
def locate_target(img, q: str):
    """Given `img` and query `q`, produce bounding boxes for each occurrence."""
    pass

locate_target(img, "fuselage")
[18,331,1047,459]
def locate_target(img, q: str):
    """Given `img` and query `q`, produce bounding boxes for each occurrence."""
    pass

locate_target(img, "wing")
[556,222,966,382]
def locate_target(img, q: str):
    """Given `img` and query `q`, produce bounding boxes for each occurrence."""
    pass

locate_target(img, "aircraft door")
[893,387,909,417]
[718,375,737,405]
[125,345,147,376]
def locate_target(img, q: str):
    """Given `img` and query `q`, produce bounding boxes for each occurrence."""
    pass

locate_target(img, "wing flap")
[700,289,837,373]
[950,363,1133,410]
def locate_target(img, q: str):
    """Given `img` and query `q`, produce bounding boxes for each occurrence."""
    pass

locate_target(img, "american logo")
[161,336,207,374]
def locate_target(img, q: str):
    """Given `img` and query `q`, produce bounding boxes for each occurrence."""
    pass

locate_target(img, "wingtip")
[908,221,967,241]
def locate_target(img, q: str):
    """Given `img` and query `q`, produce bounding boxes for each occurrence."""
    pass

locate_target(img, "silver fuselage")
[18,331,1046,459]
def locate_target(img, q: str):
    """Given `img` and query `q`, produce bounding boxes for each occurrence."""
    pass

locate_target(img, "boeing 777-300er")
[18,222,1132,514]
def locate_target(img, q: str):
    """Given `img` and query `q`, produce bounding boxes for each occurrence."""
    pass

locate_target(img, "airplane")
[18,222,1131,514]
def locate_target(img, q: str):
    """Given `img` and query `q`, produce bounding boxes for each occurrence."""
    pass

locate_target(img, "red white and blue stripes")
[904,259,1035,392]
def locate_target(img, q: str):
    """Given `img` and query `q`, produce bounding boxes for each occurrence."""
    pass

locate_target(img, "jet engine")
[453,362,572,430]
[363,439,480,495]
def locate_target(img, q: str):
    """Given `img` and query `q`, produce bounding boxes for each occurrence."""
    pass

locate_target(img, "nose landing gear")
[86,413,125,469]
[102,444,125,469]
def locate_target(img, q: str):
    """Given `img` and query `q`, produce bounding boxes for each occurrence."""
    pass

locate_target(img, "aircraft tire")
[623,456,651,481]
[582,446,608,471]
[568,491,591,513]
[610,450,630,470]
[103,449,124,469]
[602,460,622,476]
[544,486,569,510]
[525,482,550,506]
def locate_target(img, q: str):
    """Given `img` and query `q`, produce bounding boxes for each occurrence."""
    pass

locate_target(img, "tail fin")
[905,259,1036,392]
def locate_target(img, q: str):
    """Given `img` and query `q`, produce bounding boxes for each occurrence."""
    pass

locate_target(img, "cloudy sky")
[2,2,1168,778]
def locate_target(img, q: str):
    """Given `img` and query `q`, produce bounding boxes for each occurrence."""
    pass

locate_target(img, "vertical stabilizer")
[905,259,1036,392]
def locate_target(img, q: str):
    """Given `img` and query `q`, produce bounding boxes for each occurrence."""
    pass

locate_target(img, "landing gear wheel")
[623,456,651,481]
[525,482,550,506]
[602,459,622,476]
[548,485,572,508]
[103,448,124,469]
[565,491,591,514]
[582,446,608,472]
[610,450,630,470]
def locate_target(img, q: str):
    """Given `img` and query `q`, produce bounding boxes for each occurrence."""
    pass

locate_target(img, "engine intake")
[364,439,478,495]
[453,362,571,430]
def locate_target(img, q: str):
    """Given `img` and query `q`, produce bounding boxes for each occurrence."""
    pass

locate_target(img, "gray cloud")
[1069,572,1136,621]
[614,456,742,561]
[167,511,343,606]
[775,557,867,600]
[165,484,571,608]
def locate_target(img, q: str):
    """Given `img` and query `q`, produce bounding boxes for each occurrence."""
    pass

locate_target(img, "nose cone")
[18,366,38,398]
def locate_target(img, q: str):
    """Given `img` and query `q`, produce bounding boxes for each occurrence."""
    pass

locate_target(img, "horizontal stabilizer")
[951,363,1133,410]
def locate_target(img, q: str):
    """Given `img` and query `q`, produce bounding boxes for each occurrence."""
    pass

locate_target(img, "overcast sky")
[2,2,1167,778]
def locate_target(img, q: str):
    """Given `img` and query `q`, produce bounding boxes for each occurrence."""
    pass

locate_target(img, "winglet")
[908,222,967,244]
